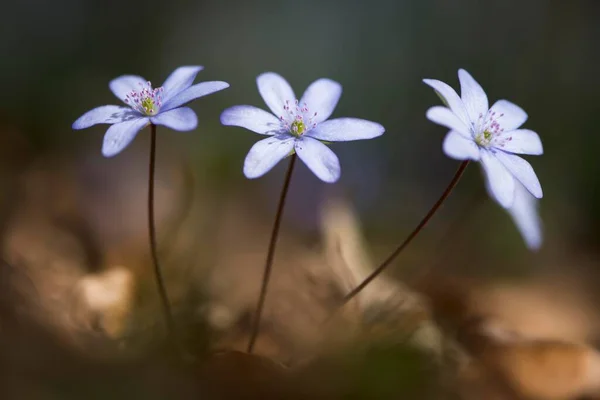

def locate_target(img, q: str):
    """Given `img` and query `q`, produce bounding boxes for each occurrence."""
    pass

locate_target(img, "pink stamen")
[280,98,320,134]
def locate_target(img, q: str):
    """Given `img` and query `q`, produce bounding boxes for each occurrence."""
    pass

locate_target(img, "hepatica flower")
[220,72,385,182]
[424,69,543,208]
[73,66,229,157]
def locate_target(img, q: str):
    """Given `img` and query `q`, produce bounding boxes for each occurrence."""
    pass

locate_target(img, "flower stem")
[340,160,470,305]
[247,154,297,354]
[148,124,177,341]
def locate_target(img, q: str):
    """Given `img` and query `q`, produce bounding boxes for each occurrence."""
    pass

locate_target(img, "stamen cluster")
[124,81,164,116]
[280,99,318,136]
[475,110,506,147]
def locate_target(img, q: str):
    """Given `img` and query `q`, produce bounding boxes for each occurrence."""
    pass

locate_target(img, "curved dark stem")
[148,124,176,340]
[340,160,470,305]
[247,154,297,354]
[407,189,485,286]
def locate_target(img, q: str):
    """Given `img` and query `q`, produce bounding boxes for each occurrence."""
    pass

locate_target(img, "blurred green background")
[1,0,599,276]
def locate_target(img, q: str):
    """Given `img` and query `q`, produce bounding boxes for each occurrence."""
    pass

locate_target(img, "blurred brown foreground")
[2,133,600,399]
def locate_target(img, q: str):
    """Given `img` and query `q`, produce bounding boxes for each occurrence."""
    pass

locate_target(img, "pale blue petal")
[295,137,341,183]
[458,69,488,123]
[480,150,515,208]
[72,105,139,129]
[490,100,528,131]
[299,78,342,124]
[162,81,229,112]
[243,135,295,179]
[494,150,543,199]
[426,106,471,138]
[101,117,149,157]
[306,118,384,142]
[507,182,543,250]
[220,105,283,135]
[492,129,543,155]
[423,78,471,126]
[109,75,147,103]
[161,66,204,103]
[150,107,197,131]
[443,131,480,160]
[257,72,296,120]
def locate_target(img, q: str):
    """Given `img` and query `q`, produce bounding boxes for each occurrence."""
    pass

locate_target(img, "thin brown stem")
[247,154,297,353]
[148,124,176,339]
[340,160,470,305]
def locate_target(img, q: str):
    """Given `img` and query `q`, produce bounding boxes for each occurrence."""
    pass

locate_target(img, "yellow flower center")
[475,130,493,147]
[141,97,157,116]
[291,119,306,136]
[124,81,164,116]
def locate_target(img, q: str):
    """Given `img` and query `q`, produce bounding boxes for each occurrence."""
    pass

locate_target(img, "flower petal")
[423,78,471,126]
[490,100,528,131]
[101,117,149,157]
[72,105,139,129]
[294,137,341,183]
[480,150,515,208]
[299,78,342,124]
[150,107,197,131]
[306,118,385,142]
[109,75,147,103]
[162,81,229,112]
[257,72,296,120]
[220,105,284,135]
[492,129,543,155]
[243,135,295,179]
[161,66,204,103]
[443,131,480,160]
[426,106,471,138]
[506,182,543,250]
[494,150,543,199]
[458,69,488,124]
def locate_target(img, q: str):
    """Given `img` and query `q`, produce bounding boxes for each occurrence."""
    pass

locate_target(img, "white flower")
[73,66,229,157]
[220,72,385,183]
[424,69,543,208]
